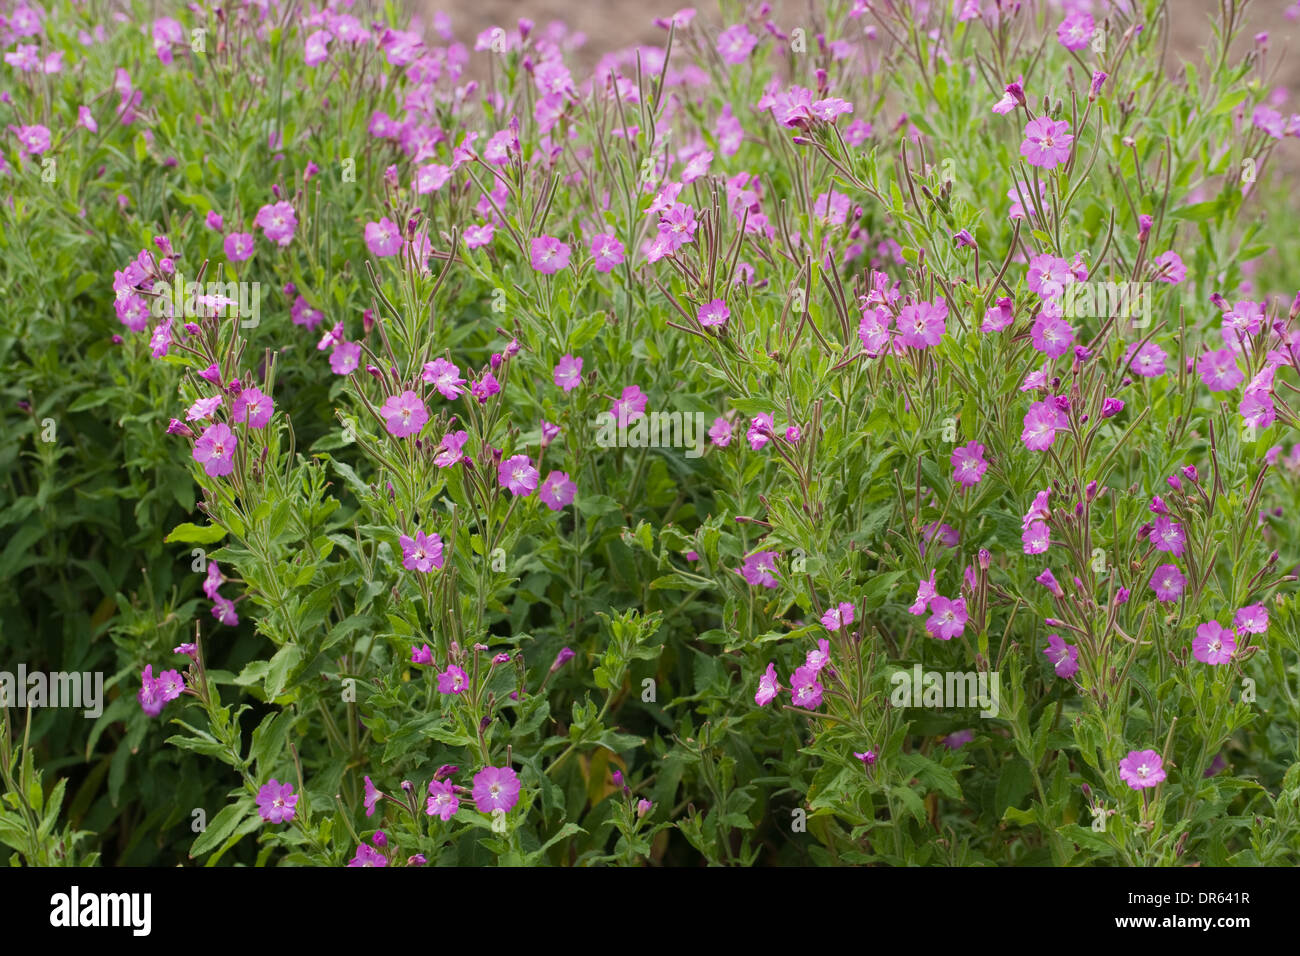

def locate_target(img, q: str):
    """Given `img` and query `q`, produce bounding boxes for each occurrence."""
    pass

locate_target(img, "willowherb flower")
[1149,564,1187,603]
[211,594,239,627]
[363,776,382,817]
[437,665,468,695]
[422,358,466,400]
[898,301,947,349]
[530,235,571,274]
[738,551,779,589]
[589,233,625,272]
[709,416,733,446]
[380,391,428,438]
[926,596,967,640]
[553,354,583,391]
[697,299,730,328]
[1150,515,1186,556]
[193,423,237,477]
[538,471,577,511]
[256,779,298,824]
[755,662,781,706]
[347,844,387,867]
[610,385,648,425]
[472,766,521,814]
[1192,621,1236,665]
[399,530,444,573]
[232,386,274,428]
[805,639,831,674]
[1119,750,1166,790]
[411,644,433,665]
[1019,117,1074,169]
[434,430,469,468]
[498,455,539,496]
[789,666,824,709]
[820,602,855,631]
[1030,313,1075,358]
[1021,400,1065,451]
[950,441,988,487]
[254,201,297,246]
[909,569,938,615]
[716,23,758,64]
[426,779,459,821]
[330,341,361,375]
[1043,634,1079,679]
[1234,604,1268,634]
[1057,12,1095,51]
[365,218,402,257]
[1022,521,1050,555]
[224,232,254,261]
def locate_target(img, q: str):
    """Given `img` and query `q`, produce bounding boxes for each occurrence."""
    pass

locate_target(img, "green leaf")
[165,522,228,545]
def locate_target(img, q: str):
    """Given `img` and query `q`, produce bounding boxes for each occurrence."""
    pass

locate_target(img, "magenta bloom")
[380,391,428,438]
[10,123,50,154]
[747,413,774,450]
[1030,313,1075,358]
[193,423,237,477]
[805,638,831,673]
[1119,749,1167,790]
[400,530,444,572]
[330,341,361,375]
[1021,400,1064,451]
[1197,349,1243,392]
[256,779,298,824]
[365,218,402,257]
[426,779,459,821]
[789,666,824,709]
[1043,634,1079,679]
[1153,250,1186,283]
[254,201,297,246]
[232,386,274,428]
[898,301,947,349]
[1057,12,1094,51]
[472,766,521,814]
[1234,604,1268,634]
[1149,564,1186,603]
[1150,515,1186,557]
[709,416,733,446]
[422,358,466,399]
[437,665,468,695]
[212,594,239,627]
[411,644,433,665]
[820,602,856,632]
[698,299,730,328]
[1128,341,1168,378]
[950,441,988,487]
[1020,117,1074,169]
[554,354,583,391]
[434,430,469,468]
[347,844,387,867]
[716,24,758,64]
[926,596,968,640]
[498,454,539,496]
[224,232,255,261]
[755,663,781,706]
[530,235,571,274]
[610,385,648,425]
[738,551,779,589]
[909,569,937,615]
[589,233,625,272]
[1022,521,1050,555]
[138,666,165,717]
[1192,621,1236,665]
[539,471,577,511]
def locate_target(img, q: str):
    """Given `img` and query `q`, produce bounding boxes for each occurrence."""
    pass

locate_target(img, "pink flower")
[400,530,445,573]
[1192,621,1236,665]
[330,341,361,375]
[1043,634,1079,678]
[747,413,774,450]
[231,386,274,428]
[898,301,947,349]
[1197,349,1243,392]
[10,123,50,154]
[1119,749,1166,790]
[610,385,648,425]
[1022,521,1050,555]
[820,602,856,632]
[926,596,967,640]
[950,441,988,487]
[365,218,402,257]
[709,417,732,446]
[256,779,298,824]
[1030,313,1075,358]
[716,24,758,64]
[472,766,521,814]
[1020,117,1074,169]
[254,201,297,246]
[1022,399,1066,451]
[805,639,831,674]
[411,644,433,665]
[426,779,459,821]
[187,395,222,422]
[530,235,571,274]
[1234,604,1268,635]
[435,430,469,468]
[138,666,165,717]
[1153,251,1186,283]
[1057,12,1094,51]
[471,371,501,403]
[554,354,583,391]
[539,471,577,511]
[224,232,255,261]
[193,423,237,477]
[589,233,625,272]
[738,551,779,588]
[422,358,466,399]
[347,844,387,867]
[498,454,539,496]
[1149,564,1186,603]
[380,391,428,438]
[212,595,239,626]
[755,663,781,706]
[908,570,937,615]
[789,666,824,709]
[464,223,495,249]
[697,299,730,328]
[437,665,468,694]
[1151,515,1186,557]
[1128,341,1168,378]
